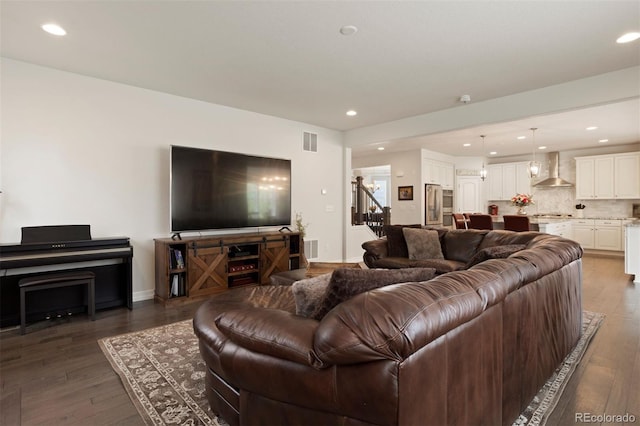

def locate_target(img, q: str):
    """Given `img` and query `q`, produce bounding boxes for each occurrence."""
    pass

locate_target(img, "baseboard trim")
[133,289,155,302]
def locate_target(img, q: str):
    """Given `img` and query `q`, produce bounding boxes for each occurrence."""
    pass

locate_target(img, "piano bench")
[19,271,96,335]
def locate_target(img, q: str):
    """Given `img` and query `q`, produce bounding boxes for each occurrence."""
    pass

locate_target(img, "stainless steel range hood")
[533,152,574,187]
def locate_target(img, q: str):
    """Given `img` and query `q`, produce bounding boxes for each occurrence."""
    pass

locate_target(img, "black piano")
[0,225,133,328]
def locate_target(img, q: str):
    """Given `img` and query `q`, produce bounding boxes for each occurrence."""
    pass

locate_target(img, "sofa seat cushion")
[311,267,437,320]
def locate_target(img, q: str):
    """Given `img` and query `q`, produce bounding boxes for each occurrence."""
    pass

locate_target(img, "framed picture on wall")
[398,186,413,200]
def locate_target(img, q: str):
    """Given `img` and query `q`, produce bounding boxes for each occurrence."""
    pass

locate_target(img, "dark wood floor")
[1,254,638,425]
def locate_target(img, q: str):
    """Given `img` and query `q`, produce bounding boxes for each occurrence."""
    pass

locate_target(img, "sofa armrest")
[216,307,323,368]
[362,238,389,267]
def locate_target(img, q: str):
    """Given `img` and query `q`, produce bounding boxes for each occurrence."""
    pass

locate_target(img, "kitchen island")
[625,221,640,284]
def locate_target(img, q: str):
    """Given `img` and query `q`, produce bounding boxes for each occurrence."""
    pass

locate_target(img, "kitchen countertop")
[489,215,639,225]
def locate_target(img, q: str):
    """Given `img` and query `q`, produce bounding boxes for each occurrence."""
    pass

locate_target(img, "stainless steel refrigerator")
[425,184,443,226]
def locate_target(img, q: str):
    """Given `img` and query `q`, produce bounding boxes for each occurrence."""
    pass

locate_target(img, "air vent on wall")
[304,239,318,259]
[303,132,318,152]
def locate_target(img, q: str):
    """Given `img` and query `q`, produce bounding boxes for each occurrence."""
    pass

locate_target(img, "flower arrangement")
[511,193,534,207]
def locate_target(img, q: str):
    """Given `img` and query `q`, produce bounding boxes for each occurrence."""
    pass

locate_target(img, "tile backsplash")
[492,187,638,218]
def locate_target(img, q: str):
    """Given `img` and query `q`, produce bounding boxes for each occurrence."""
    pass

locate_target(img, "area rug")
[99,310,604,426]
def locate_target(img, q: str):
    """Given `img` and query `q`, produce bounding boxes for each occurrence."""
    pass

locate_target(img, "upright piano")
[0,225,133,328]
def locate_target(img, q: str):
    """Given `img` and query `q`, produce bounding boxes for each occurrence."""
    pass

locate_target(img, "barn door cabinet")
[154,231,302,305]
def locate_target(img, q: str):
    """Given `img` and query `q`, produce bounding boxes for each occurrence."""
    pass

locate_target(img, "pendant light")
[528,128,541,178]
[480,135,487,181]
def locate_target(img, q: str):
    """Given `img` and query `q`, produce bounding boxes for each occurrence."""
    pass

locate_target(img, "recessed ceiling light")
[340,25,358,36]
[377,147,385,151]
[617,32,640,43]
[489,151,497,155]
[346,110,357,116]
[517,136,526,140]
[598,139,609,143]
[42,23,66,36]
[586,126,598,131]
[463,143,471,147]
[538,146,547,150]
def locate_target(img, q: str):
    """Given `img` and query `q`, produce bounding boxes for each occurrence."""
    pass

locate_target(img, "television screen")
[170,146,291,232]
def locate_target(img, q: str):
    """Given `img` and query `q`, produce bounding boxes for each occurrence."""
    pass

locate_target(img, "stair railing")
[351,176,390,237]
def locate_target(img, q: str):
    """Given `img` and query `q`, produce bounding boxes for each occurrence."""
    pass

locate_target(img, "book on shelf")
[170,274,186,297]
[171,274,179,297]
[171,248,185,269]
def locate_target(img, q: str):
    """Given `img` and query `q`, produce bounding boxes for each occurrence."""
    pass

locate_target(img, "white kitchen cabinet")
[486,161,531,200]
[571,219,622,251]
[575,152,639,199]
[456,176,481,213]
[572,220,595,249]
[538,221,572,239]
[424,159,455,189]
[515,163,532,195]
[614,153,640,199]
[594,220,622,250]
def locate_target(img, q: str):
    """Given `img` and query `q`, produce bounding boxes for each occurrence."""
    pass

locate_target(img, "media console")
[154,231,302,305]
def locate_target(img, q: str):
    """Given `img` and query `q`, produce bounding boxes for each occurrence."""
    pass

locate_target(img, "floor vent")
[304,239,319,259]
[303,132,318,152]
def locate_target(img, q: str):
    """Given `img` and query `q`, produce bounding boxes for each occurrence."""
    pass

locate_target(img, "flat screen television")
[170,145,291,232]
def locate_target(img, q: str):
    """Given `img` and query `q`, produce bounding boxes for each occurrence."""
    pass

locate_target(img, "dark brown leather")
[194,230,583,426]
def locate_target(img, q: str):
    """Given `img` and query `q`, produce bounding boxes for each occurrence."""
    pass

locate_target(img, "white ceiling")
[2,1,639,157]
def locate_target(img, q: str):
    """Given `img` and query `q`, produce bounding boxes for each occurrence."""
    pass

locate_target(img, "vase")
[517,206,527,215]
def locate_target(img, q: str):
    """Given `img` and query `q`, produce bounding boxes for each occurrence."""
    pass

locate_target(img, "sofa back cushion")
[443,229,488,263]
[311,267,436,320]
[402,228,444,260]
[383,224,422,258]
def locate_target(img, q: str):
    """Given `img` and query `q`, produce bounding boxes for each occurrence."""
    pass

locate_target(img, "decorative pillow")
[464,244,527,269]
[402,228,445,260]
[291,273,332,318]
[383,224,422,258]
[311,267,437,320]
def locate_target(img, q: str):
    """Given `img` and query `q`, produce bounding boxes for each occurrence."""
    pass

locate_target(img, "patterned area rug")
[99,311,604,426]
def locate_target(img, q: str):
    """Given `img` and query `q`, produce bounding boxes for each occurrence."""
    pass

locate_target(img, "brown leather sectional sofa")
[193,229,583,426]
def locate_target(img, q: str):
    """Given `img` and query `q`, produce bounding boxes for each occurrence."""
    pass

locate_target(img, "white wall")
[1,59,345,300]
[353,150,422,225]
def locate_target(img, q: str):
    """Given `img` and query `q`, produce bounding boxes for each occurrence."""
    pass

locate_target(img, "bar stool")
[468,214,494,230]
[19,271,95,334]
[503,215,531,232]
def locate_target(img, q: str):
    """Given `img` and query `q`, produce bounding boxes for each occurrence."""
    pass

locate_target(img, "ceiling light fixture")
[517,136,526,140]
[463,143,471,147]
[377,147,385,151]
[42,23,66,36]
[528,127,541,178]
[538,146,547,150]
[489,151,497,155]
[598,139,609,143]
[346,110,357,116]
[617,32,640,43]
[586,126,598,131]
[480,135,487,181]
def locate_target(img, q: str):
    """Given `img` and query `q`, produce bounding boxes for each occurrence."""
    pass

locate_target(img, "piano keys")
[0,225,133,328]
